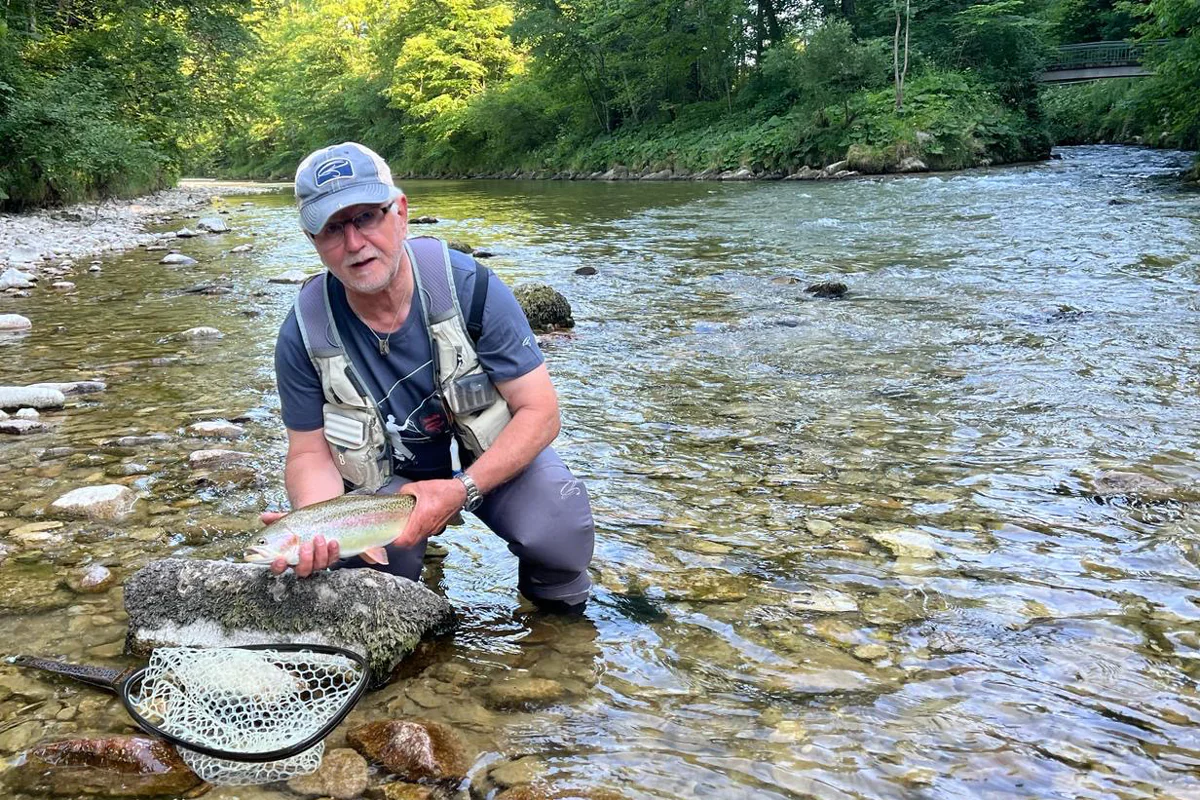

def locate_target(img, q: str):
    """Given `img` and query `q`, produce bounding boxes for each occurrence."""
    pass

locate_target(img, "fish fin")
[361,546,390,565]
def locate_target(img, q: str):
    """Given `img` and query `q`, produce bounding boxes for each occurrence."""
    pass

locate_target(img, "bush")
[0,70,169,209]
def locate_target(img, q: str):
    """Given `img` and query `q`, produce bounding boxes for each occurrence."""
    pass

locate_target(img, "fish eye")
[256,537,267,545]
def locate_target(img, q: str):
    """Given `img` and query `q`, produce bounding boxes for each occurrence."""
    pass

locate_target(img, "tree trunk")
[893,0,910,111]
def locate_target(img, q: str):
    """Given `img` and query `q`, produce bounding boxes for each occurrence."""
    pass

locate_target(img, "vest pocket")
[322,404,388,491]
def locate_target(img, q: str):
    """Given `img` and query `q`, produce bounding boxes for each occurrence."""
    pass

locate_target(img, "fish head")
[245,530,302,565]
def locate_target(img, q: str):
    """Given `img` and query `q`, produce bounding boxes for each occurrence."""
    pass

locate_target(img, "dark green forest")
[0,0,1196,208]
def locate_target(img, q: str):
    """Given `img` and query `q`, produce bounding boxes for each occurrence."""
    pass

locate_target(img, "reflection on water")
[1,146,1199,798]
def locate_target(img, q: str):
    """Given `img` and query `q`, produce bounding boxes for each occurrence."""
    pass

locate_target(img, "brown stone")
[286,747,368,799]
[5,735,205,796]
[496,786,628,800]
[347,719,469,781]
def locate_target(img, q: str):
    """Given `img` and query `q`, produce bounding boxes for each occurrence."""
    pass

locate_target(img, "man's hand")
[259,511,340,578]
[392,478,468,549]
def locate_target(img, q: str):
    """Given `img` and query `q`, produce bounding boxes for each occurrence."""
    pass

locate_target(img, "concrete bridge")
[1040,40,1166,84]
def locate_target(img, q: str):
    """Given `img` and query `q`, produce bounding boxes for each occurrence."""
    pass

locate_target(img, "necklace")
[368,302,405,356]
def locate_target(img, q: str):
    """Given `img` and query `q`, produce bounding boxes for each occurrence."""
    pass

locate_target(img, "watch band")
[455,472,483,512]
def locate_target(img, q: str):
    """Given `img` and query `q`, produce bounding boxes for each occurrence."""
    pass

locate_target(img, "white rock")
[180,327,223,340]
[268,270,310,284]
[160,253,197,266]
[175,228,199,238]
[869,529,938,559]
[186,420,245,439]
[189,449,252,469]
[230,244,254,253]
[28,381,106,396]
[0,418,50,435]
[88,265,102,272]
[0,268,36,290]
[0,409,7,418]
[197,217,230,233]
[0,386,65,409]
[5,245,41,264]
[51,485,139,521]
[15,408,39,419]
[0,314,32,331]
[51,281,76,291]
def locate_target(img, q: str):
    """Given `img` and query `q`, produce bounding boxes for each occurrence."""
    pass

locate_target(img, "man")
[268,141,594,612]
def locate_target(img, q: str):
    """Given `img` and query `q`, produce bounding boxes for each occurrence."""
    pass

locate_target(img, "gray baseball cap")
[294,142,403,235]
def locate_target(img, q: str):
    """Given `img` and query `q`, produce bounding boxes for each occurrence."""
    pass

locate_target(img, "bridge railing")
[1046,39,1168,71]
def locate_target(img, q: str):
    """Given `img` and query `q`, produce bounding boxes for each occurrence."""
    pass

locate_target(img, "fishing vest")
[292,236,512,492]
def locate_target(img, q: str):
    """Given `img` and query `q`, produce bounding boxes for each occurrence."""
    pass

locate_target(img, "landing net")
[123,646,367,785]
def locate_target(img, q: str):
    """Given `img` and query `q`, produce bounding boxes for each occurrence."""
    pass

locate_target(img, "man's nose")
[343,222,367,250]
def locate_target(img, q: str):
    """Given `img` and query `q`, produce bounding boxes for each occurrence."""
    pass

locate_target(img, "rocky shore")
[0,183,278,270]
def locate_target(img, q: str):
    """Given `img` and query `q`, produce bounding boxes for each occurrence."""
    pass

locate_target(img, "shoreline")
[0,184,278,271]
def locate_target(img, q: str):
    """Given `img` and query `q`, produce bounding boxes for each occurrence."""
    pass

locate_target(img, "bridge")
[1040,40,1167,84]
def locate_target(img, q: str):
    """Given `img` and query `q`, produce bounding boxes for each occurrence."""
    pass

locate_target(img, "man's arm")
[265,428,344,577]
[393,363,560,547]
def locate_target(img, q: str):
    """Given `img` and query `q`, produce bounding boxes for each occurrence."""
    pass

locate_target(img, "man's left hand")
[392,478,467,548]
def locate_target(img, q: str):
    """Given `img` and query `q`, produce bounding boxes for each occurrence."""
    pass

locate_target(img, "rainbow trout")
[245,493,415,567]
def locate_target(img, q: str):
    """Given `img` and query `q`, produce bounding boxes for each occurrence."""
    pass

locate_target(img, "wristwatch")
[455,472,484,512]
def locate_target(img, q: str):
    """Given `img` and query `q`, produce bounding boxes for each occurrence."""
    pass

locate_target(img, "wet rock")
[786,588,858,613]
[180,326,223,339]
[175,227,199,238]
[112,433,171,447]
[0,418,51,435]
[853,644,889,661]
[718,167,754,181]
[186,420,245,439]
[52,281,76,291]
[804,281,848,299]
[574,266,597,276]
[473,250,494,258]
[347,719,469,781]
[11,520,65,537]
[487,755,546,790]
[67,564,115,594]
[196,217,230,233]
[230,243,254,253]
[4,245,41,264]
[896,157,928,173]
[642,169,673,181]
[822,160,850,177]
[124,559,455,678]
[868,529,937,559]
[269,270,310,284]
[374,783,438,799]
[479,677,566,710]
[785,166,821,181]
[496,786,627,800]
[286,747,369,799]
[50,485,138,521]
[448,241,474,254]
[4,735,204,797]
[411,216,439,224]
[514,283,574,332]
[775,318,800,328]
[659,571,748,602]
[0,386,63,410]
[15,407,39,419]
[1091,471,1180,503]
[160,253,197,265]
[772,276,800,285]
[0,273,36,294]
[188,448,252,468]
[28,380,106,396]
[180,283,231,295]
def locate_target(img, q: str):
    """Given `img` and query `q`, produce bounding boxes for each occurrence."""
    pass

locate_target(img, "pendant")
[378,338,390,356]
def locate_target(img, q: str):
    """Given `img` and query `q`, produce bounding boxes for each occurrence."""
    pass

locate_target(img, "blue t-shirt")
[275,249,544,478]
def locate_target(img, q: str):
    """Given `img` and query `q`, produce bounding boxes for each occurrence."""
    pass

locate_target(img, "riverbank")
[0,184,278,271]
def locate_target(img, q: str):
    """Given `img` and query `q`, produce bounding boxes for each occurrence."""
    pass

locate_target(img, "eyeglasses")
[313,204,393,246]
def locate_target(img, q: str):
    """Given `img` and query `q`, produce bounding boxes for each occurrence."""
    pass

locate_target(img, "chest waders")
[293,236,512,492]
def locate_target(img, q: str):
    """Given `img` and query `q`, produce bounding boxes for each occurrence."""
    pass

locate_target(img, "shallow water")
[1,146,1199,798]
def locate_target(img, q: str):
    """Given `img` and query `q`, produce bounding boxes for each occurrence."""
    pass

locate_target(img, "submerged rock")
[513,283,574,332]
[269,270,310,284]
[0,418,51,435]
[347,719,469,781]
[180,326,223,340]
[185,420,245,439]
[479,677,566,710]
[1091,470,1182,504]
[196,217,230,233]
[67,564,115,594]
[123,559,455,679]
[4,735,204,797]
[285,748,368,799]
[50,485,138,521]
[160,253,197,265]
[27,380,106,396]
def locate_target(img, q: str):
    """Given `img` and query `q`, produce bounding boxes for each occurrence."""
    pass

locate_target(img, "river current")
[1,145,1198,799]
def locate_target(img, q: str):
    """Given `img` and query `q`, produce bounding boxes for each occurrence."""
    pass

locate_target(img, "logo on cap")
[314,157,354,187]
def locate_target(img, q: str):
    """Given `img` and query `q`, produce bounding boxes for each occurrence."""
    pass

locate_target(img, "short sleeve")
[475,270,545,383]
[274,310,326,431]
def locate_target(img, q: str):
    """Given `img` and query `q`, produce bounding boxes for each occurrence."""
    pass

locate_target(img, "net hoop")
[118,643,370,763]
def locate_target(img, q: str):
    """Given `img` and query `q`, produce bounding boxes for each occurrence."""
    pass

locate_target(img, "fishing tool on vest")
[7,644,370,786]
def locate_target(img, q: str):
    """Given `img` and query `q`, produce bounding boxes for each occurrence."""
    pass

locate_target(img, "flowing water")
[1,145,1199,798]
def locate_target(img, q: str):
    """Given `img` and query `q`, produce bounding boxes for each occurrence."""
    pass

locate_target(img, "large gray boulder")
[124,559,455,681]
[0,385,65,410]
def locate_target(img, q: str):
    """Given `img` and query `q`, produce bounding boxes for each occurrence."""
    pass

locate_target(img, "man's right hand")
[259,511,339,578]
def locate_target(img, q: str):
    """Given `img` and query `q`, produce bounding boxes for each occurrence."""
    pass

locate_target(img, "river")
[1,145,1199,799]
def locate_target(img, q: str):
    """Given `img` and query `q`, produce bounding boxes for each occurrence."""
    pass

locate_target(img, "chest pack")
[292,236,512,491]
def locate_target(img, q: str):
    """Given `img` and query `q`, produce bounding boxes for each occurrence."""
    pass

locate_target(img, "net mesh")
[124,646,364,785]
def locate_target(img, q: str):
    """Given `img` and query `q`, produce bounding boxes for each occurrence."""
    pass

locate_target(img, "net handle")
[118,643,371,763]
